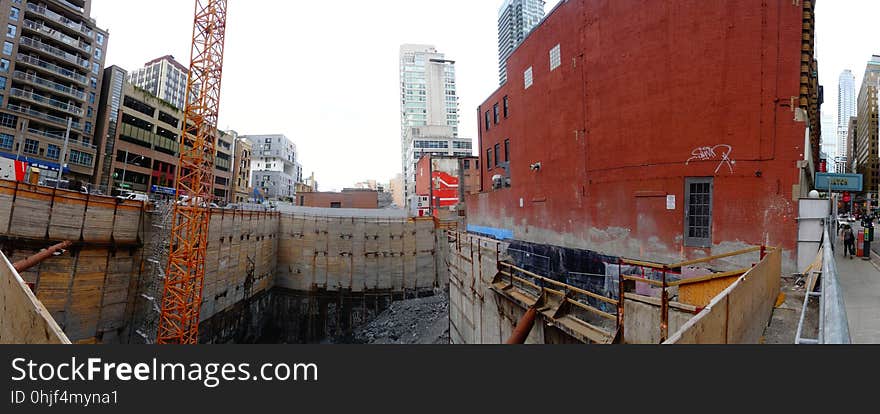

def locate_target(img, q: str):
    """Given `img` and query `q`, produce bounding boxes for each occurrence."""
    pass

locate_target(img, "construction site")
[0,0,856,346]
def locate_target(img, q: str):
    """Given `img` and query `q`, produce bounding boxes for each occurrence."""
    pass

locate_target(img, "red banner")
[14,160,27,182]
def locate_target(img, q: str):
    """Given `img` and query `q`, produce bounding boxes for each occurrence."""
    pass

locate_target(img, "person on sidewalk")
[841,225,856,259]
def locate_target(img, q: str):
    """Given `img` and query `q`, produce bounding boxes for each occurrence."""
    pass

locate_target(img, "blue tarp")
[467,225,514,240]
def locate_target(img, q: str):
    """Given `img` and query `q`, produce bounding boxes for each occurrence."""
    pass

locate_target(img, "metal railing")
[13,70,86,100]
[796,217,851,344]
[16,53,89,84]
[6,103,82,130]
[9,88,84,116]
[21,18,91,54]
[26,2,93,37]
[19,36,89,68]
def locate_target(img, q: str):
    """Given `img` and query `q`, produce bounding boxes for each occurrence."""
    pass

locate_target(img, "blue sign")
[151,185,176,196]
[0,151,70,173]
[816,173,863,192]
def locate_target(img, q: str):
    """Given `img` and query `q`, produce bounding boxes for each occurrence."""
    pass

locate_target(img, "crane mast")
[157,0,228,344]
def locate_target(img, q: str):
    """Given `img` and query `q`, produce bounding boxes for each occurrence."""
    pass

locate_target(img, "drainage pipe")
[13,241,73,273]
[505,307,537,344]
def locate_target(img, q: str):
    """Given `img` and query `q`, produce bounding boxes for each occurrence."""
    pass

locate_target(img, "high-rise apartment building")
[399,44,469,209]
[837,69,856,171]
[856,57,880,201]
[243,134,301,200]
[498,0,545,85]
[0,0,109,184]
[128,55,195,112]
[94,65,233,202]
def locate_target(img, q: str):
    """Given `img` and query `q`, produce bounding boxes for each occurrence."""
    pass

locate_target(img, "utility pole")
[55,117,72,191]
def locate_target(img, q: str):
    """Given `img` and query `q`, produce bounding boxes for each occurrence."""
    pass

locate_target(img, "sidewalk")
[835,230,880,344]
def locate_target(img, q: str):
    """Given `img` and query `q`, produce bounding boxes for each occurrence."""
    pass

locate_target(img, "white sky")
[816,0,880,155]
[90,0,563,191]
[90,0,865,190]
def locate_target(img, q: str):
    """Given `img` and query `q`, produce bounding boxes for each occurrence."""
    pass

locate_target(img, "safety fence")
[795,217,851,344]
[449,230,778,344]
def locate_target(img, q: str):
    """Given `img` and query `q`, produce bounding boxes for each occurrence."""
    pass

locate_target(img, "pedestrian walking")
[841,225,856,259]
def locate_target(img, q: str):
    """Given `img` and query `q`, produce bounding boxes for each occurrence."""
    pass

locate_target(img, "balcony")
[10,88,84,117]
[27,127,96,150]
[16,54,88,85]
[26,3,93,38]
[13,71,85,101]
[19,37,89,68]
[6,103,82,130]
[55,0,86,14]
[22,19,91,54]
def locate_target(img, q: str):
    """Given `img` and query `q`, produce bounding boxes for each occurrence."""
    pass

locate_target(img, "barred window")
[685,178,713,248]
[550,44,561,71]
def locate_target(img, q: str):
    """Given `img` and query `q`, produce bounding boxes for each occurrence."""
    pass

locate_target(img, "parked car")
[118,191,149,202]
[177,195,220,209]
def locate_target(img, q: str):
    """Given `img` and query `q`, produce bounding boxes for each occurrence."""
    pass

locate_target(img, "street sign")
[815,173,863,192]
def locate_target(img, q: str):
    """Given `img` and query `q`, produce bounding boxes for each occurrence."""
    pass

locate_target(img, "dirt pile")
[351,290,450,344]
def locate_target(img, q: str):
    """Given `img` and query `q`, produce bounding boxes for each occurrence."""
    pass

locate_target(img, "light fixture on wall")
[530,162,542,171]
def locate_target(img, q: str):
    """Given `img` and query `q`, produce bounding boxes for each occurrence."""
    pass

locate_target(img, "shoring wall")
[0,251,69,344]
[0,181,448,344]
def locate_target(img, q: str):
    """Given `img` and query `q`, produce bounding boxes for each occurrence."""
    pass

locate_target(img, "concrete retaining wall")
[0,251,68,344]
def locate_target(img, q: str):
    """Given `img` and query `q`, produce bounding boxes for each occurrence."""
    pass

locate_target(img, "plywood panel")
[113,202,142,243]
[46,192,85,240]
[10,188,52,238]
[35,255,74,321]
[0,181,15,234]
[82,198,116,242]
[0,251,68,344]
[679,275,741,308]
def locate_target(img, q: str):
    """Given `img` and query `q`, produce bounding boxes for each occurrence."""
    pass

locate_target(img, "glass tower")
[400,44,468,208]
[498,0,546,85]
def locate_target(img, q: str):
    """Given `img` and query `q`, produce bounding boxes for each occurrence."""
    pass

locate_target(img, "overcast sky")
[816,0,880,152]
[90,0,868,190]
[90,0,563,191]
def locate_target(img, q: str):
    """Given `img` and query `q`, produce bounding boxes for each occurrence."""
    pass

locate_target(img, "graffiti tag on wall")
[686,144,736,174]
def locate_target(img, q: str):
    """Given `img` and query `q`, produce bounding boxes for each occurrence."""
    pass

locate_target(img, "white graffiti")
[686,144,736,174]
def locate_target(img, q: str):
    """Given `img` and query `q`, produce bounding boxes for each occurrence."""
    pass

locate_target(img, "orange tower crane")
[157,0,229,344]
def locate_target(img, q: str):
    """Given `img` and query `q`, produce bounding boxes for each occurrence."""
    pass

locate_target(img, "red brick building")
[471,0,820,273]
[299,189,379,209]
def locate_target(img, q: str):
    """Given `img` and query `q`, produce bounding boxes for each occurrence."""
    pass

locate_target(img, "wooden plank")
[48,195,86,240]
[10,188,52,238]
[673,268,750,286]
[667,246,762,269]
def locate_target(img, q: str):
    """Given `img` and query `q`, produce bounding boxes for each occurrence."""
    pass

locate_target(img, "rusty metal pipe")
[506,307,538,344]
[13,241,72,273]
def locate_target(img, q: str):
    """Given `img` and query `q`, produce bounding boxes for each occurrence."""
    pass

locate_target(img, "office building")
[856,57,880,201]
[0,0,109,184]
[498,0,545,85]
[94,65,233,201]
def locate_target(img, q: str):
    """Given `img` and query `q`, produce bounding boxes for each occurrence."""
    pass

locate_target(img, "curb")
[870,250,880,273]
